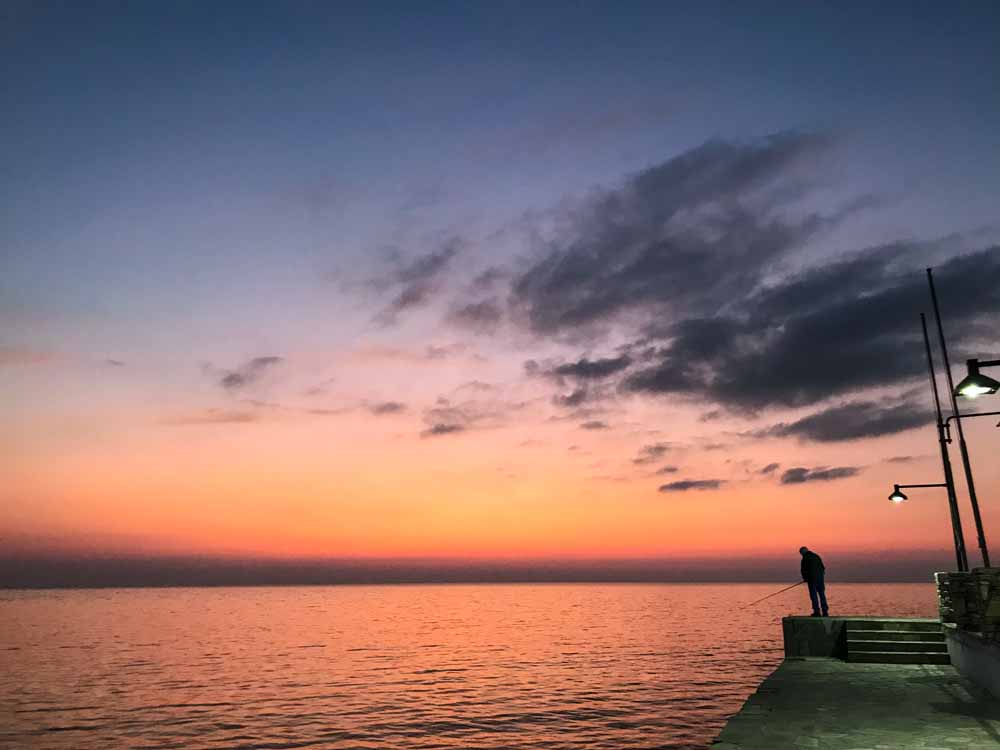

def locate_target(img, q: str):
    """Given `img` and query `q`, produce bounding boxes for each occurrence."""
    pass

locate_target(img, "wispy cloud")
[446,298,503,335]
[551,387,590,409]
[755,398,933,442]
[421,423,465,438]
[368,401,407,416]
[509,132,839,337]
[659,479,725,492]
[420,394,531,438]
[885,455,928,464]
[162,409,260,425]
[780,466,861,484]
[217,356,284,392]
[370,239,463,326]
[551,355,632,380]
[349,343,483,365]
[633,442,671,465]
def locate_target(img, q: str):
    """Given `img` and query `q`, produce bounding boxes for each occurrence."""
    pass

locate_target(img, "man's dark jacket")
[801,550,825,582]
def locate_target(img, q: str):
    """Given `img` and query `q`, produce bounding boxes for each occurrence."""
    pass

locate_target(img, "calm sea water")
[1,583,936,750]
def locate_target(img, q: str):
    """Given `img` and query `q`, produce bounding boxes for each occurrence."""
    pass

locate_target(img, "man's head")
[799,546,808,555]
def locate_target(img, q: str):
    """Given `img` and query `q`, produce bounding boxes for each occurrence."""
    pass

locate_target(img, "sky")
[3,1,1000,584]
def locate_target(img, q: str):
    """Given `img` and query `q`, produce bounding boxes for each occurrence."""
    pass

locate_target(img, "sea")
[1,583,936,750]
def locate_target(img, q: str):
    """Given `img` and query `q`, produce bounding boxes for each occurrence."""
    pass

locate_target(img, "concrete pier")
[713,616,1000,749]
[712,659,1000,749]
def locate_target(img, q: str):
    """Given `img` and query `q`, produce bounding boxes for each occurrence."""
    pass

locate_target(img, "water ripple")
[0,583,935,750]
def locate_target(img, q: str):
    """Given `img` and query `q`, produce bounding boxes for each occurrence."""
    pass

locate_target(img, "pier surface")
[713,659,1000,749]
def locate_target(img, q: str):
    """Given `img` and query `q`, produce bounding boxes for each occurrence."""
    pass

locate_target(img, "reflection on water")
[1,583,935,749]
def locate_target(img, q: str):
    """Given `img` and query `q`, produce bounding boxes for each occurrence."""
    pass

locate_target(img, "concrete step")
[847,639,948,653]
[843,619,941,633]
[844,629,945,642]
[846,650,951,665]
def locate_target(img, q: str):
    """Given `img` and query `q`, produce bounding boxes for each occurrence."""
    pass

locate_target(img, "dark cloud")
[467,132,996,419]
[471,267,510,291]
[756,398,934,442]
[580,420,609,430]
[553,355,632,380]
[105,359,125,367]
[219,356,284,391]
[421,423,465,437]
[509,132,837,336]
[552,388,589,408]
[655,465,679,474]
[386,242,459,286]
[886,455,919,464]
[447,298,503,334]
[369,401,406,416]
[659,479,725,492]
[760,462,780,474]
[371,239,462,326]
[526,354,631,383]
[633,442,671,464]
[623,246,1000,411]
[780,466,861,484]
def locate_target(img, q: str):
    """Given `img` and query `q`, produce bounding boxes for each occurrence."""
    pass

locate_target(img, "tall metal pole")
[927,268,991,568]
[921,313,968,571]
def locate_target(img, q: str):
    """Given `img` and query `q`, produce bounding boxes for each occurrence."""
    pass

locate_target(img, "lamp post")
[920,313,968,572]
[888,483,948,504]
[927,268,990,568]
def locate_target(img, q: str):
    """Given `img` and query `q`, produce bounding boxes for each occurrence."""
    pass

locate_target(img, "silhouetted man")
[799,546,828,617]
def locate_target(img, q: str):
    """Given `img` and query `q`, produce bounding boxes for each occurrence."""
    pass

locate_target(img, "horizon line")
[0,550,958,588]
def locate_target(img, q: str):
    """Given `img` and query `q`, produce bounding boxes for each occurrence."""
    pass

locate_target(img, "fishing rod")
[740,581,804,610]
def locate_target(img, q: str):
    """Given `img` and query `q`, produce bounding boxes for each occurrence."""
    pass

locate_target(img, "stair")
[844,618,949,665]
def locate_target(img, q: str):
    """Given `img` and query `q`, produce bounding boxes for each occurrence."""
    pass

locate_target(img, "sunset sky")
[3,2,1000,582]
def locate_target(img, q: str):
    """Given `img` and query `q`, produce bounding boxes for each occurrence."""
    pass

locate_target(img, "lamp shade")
[955,359,1000,399]
[888,485,907,503]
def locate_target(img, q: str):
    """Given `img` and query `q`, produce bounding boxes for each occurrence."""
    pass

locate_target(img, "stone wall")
[936,571,980,628]
[936,567,1000,639]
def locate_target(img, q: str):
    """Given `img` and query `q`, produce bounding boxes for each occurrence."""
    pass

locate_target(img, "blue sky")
[3,2,1000,577]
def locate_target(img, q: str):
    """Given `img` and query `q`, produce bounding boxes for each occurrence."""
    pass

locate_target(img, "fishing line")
[739,581,805,610]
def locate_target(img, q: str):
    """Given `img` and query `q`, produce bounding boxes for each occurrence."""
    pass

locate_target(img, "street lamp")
[955,358,1000,399]
[927,268,990,568]
[919,313,968,571]
[888,482,947,504]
